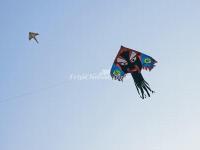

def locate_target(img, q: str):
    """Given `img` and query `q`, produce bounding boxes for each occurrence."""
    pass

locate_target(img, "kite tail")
[131,72,154,99]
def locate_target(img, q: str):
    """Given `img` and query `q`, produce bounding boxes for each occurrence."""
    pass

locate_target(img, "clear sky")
[1,0,200,150]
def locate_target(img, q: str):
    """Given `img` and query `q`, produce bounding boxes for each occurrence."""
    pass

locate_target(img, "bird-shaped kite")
[29,32,39,43]
[110,46,157,99]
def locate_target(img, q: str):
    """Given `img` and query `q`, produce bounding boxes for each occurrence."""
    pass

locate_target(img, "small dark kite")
[29,32,39,43]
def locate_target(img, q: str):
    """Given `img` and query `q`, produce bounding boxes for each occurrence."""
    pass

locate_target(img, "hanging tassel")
[131,72,154,99]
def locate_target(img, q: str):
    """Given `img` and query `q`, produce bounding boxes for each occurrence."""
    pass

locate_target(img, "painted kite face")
[111,47,142,81]
[115,50,142,74]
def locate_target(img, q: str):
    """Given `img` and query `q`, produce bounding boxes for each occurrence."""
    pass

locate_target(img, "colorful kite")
[110,46,157,99]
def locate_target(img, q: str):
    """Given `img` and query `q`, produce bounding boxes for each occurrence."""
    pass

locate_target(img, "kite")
[110,46,157,99]
[29,32,39,43]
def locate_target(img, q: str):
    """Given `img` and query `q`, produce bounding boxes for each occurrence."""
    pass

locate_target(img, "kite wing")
[135,50,157,71]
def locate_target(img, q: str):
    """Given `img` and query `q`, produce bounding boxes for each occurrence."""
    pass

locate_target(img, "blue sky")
[1,0,200,150]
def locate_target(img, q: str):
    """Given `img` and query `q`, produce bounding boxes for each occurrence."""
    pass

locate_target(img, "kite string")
[0,79,68,103]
